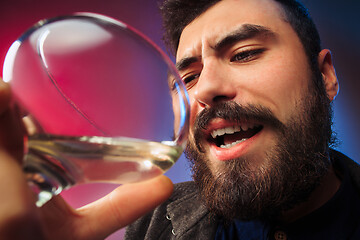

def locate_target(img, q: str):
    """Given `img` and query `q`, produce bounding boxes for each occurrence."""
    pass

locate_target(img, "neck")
[279,164,341,223]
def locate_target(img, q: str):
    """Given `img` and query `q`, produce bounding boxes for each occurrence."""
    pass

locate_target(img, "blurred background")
[0,0,359,239]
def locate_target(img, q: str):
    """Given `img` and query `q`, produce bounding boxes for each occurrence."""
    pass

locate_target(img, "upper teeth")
[210,123,257,138]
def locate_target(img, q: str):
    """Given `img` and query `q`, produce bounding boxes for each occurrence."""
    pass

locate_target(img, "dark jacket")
[124,150,360,240]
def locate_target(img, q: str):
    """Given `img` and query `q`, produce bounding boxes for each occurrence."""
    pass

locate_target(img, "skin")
[0,78,174,239]
[176,0,340,221]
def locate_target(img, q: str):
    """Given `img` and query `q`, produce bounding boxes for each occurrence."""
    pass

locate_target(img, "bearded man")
[125,0,360,239]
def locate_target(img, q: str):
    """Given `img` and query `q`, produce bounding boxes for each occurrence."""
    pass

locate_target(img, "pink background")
[0,0,359,239]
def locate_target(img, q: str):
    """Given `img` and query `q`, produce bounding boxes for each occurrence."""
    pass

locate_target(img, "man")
[125,0,360,239]
[0,0,359,239]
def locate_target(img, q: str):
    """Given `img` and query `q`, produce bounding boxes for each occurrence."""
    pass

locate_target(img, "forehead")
[176,0,292,59]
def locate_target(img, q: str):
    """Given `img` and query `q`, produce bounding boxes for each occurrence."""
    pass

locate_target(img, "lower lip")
[209,130,262,161]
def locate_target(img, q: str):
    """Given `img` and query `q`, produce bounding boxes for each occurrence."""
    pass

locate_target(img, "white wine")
[24,134,183,206]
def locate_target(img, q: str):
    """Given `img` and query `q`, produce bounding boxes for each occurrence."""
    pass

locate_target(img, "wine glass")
[2,12,189,207]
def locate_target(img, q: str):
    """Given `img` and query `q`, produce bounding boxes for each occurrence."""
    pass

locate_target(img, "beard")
[185,75,334,221]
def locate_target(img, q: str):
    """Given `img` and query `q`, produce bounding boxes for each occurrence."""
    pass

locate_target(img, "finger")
[37,194,80,240]
[0,80,25,162]
[0,149,45,240]
[0,79,11,115]
[75,175,173,240]
[0,79,42,239]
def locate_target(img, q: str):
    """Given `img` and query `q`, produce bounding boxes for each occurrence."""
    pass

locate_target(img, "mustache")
[192,102,285,151]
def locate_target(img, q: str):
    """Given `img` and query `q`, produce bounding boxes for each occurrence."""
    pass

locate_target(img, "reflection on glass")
[3,13,189,207]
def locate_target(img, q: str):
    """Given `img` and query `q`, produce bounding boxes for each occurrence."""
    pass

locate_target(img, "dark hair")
[159,0,321,72]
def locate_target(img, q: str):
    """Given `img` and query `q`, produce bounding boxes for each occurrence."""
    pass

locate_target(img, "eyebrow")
[175,56,200,72]
[213,24,276,52]
[175,24,276,72]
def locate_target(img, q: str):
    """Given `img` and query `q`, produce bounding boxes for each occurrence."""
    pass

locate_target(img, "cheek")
[172,93,198,139]
[272,55,311,97]
[187,92,199,122]
[172,96,183,134]
[241,53,311,120]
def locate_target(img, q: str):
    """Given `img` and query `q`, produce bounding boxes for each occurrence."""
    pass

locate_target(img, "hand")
[0,79,173,239]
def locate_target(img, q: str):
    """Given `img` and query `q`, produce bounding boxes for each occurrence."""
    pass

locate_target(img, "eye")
[181,73,200,89]
[230,48,265,63]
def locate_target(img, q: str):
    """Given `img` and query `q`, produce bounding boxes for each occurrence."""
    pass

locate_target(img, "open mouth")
[208,123,263,149]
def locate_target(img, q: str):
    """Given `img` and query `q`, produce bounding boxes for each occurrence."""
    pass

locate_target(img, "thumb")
[0,79,25,163]
[75,175,173,239]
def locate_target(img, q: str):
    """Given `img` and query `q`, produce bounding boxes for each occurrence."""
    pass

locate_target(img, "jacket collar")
[166,183,218,239]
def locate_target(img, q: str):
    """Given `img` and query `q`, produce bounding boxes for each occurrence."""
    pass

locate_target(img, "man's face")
[177,0,314,170]
[175,0,333,220]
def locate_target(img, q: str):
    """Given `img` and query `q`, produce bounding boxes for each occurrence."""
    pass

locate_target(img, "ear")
[318,49,339,101]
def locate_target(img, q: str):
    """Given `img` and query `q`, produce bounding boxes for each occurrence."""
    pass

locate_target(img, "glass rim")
[3,12,190,148]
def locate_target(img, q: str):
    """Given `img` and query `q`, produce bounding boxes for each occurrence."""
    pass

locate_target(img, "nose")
[194,61,236,108]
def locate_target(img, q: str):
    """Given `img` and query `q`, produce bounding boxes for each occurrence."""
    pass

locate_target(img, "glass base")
[25,153,74,207]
